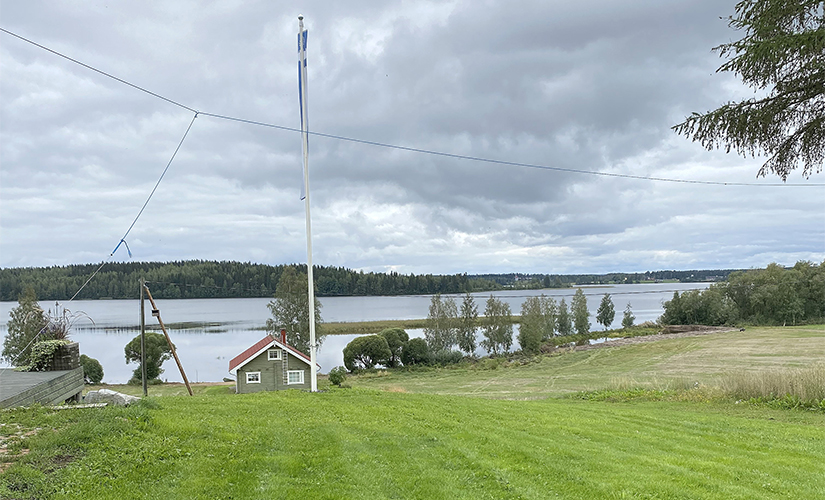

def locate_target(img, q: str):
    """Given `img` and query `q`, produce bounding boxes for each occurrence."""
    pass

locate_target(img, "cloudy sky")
[1,0,823,276]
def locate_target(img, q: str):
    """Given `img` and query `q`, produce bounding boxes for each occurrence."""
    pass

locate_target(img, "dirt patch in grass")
[43,454,76,473]
[0,425,41,473]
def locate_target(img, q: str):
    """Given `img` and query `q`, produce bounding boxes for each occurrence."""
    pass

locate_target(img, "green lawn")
[2,325,823,499]
[350,326,825,398]
[2,390,823,500]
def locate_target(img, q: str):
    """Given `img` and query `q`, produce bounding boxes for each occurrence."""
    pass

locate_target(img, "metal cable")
[2,27,821,187]
[0,27,197,113]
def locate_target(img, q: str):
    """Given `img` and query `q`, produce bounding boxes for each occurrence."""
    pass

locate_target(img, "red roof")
[228,334,315,372]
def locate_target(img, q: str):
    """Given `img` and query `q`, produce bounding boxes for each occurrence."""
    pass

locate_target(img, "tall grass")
[588,366,825,410]
[718,364,825,407]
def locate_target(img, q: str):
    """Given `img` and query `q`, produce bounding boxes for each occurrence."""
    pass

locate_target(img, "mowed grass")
[350,326,825,398]
[2,325,823,499]
[2,389,824,500]
[83,382,236,398]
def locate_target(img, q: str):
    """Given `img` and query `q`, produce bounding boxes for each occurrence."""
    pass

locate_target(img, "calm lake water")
[0,283,709,384]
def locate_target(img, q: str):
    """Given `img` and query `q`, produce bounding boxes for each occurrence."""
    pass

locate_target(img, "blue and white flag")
[298,26,309,200]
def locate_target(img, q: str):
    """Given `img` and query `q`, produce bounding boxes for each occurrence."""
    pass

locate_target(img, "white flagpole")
[298,15,317,392]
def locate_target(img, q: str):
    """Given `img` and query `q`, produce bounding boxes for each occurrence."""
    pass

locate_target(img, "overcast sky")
[1,0,823,276]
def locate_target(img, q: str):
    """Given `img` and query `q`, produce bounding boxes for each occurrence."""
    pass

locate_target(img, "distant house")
[228,330,315,394]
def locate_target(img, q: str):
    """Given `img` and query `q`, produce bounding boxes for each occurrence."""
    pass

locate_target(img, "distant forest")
[0,261,742,301]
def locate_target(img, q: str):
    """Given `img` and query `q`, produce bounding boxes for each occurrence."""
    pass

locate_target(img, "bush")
[343,335,392,371]
[379,328,409,367]
[429,349,464,366]
[17,340,68,372]
[328,366,347,386]
[80,354,104,384]
[401,337,429,366]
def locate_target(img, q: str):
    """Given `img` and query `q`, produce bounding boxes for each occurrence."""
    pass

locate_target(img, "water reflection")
[0,283,709,384]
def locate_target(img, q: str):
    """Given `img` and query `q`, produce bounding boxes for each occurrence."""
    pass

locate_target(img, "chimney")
[280,328,286,344]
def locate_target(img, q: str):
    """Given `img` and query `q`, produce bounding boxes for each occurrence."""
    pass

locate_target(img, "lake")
[0,283,709,383]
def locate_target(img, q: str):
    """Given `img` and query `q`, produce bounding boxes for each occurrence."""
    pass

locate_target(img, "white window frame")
[268,349,282,361]
[246,371,261,384]
[287,370,304,385]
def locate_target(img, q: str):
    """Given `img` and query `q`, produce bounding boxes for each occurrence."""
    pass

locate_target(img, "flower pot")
[49,342,80,371]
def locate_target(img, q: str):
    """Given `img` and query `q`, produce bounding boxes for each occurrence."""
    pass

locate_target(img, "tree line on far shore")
[0,260,743,302]
[0,261,474,301]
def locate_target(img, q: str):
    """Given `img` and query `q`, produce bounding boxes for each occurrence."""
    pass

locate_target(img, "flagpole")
[298,15,317,392]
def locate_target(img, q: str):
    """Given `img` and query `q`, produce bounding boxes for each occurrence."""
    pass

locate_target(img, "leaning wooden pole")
[140,278,147,397]
[143,285,193,396]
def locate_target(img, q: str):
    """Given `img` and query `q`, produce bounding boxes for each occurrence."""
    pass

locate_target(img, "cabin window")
[268,349,282,361]
[246,371,261,384]
[287,370,304,385]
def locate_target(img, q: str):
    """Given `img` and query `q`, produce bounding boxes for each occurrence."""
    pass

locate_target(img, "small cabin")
[228,331,315,394]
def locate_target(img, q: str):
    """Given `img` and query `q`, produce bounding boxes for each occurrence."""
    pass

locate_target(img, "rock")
[84,389,141,406]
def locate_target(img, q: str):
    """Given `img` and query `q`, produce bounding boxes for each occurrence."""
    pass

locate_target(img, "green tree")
[401,337,429,366]
[2,286,49,366]
[518,297,544,354]
[456,292,478,355]
[557,298,572,336]
[596,293,615,330]
[343,335,392,371]
[793,260,825,320]
[571,288,590,336]
[748,263,805,325]
[622,303,636,329]
[673,0,825,180]
[481,295,513,355]
[124,332,173,383]
[424,294,458,352]
[661,291,684,324]
[80,354,104,384]
[266,266,324,354]
[379,327,409,368]
[539,295,557,340]
[661,287,737,326]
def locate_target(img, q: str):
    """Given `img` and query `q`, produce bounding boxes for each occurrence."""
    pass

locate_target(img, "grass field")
[1,325,823,499]
[2,390,823,499]
[349,326,825,398]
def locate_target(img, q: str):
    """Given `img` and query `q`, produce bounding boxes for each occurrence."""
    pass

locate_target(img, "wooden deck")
[0,367,84,409]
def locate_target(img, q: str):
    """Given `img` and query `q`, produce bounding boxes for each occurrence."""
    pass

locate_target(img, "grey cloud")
[1,0,822,273]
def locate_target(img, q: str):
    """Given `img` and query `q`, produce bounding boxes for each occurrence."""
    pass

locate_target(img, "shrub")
[343,335,392,371]
[378,328,409,367]
[17,340,69,372]
[328,366,347,386]
[429,349,463,366]
[80,354,104,384]
[401,338,429,366]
